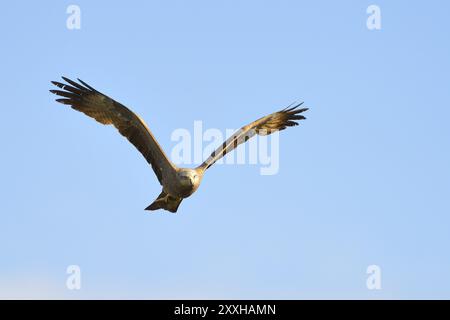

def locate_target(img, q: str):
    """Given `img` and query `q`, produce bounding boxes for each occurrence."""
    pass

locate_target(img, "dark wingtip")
[296,107,309,113]
[77,78,95,90]
[51,80,66,90]
[280,102,308,127]
[55,98,71,104]
[282,101,308,113]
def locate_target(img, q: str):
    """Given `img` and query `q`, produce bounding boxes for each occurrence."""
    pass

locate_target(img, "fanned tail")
[145,190,183,213]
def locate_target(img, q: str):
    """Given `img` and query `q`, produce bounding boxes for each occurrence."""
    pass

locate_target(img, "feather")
[198,103,308,170]
[51,77,176,184]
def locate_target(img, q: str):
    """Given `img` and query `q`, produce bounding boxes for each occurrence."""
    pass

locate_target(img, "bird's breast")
[163,178,198,199]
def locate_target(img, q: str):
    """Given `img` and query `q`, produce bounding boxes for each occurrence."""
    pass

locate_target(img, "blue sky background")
[1,1,450,299]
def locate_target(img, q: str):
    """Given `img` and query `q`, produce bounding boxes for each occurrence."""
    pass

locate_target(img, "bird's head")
[178,169,202,191]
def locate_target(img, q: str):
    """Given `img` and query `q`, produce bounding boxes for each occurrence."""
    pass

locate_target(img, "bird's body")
[50,77,308,213]
[147,167,203,212]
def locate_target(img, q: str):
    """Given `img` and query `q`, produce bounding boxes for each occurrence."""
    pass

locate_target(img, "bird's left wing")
[50,77,176,184]
[197,103,308,171]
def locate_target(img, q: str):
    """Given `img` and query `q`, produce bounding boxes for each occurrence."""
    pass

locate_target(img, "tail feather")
[145,190,182,213]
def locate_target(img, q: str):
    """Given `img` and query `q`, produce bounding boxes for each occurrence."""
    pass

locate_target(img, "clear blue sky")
[1,1,450,299]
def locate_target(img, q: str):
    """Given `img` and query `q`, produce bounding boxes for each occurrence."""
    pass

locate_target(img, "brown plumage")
[50,77,308,213]
[199,103,308,170]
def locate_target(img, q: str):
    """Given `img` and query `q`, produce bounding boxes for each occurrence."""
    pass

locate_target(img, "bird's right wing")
[50,77,176,184]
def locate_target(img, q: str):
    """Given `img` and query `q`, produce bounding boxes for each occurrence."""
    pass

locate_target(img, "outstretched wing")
[198,103,308,171]
[50,77,176,184]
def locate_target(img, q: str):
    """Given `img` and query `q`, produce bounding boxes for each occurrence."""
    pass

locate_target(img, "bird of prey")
[50,77,308,213]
